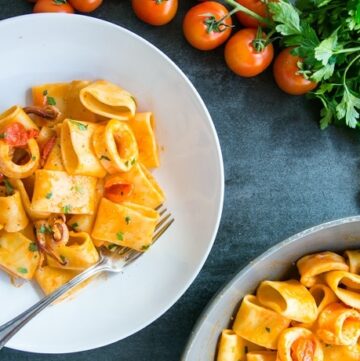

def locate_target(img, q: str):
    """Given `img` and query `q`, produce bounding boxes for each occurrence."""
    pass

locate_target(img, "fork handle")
[0,258,109,350]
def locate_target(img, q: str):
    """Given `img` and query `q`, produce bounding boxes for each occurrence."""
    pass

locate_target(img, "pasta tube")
[217,330,246,361]
[325,271,360,309]
[0,186,28,232]
[297,251,349,287]
[79,80,136,120]
[128,112,159,168]
[232,295,290,349]
[61,119,106,177]
[344,250,360,274]
[91,198,159,252]
[257,280,317,323]
[277,327,323,361]
[316,303,360,345]
[0,231,40,280]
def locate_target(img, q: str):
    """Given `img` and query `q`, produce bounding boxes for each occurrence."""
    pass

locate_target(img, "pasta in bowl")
[182,218,360,361]
[0,79,165,294]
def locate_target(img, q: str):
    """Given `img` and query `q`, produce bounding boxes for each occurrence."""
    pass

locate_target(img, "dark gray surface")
[0,1,359,360]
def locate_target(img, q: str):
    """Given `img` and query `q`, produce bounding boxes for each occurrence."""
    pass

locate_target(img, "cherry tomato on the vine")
[273,48,317,95]
[183,1,232,51]
[235,0,269,28]
[69,0,102,13]
[33,0,74,13]
[131,0,178,26]
[224,28,274,77]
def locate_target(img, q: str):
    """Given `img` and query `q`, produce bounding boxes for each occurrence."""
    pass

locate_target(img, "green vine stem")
[224,0,271,27]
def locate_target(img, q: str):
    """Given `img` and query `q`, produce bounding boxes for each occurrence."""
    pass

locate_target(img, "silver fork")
[0,206,174,350]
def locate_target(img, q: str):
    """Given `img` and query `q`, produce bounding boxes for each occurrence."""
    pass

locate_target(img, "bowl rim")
[0,13,225,353]
[181,215,360,360]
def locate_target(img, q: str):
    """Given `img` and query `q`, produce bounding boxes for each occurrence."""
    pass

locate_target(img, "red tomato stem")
[225,0,271,26]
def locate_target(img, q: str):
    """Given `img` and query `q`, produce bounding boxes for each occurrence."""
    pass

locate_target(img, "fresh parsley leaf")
[17,267,28,274]
[45,192,53,199]
[116,231,124,241]
[39,224,52,234]
[70,120,88,131]
[28,242,38,252]
[107,243,117,250]
[62,204,72,214]
[46,96,56,106]
[336,90,360,128]
[141,244,150,251]
[314,32,339,65]
[71,222,79,230]
[60,255,67,264]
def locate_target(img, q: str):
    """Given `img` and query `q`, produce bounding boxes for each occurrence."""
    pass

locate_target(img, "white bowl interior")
[0,14,224,353]
[182,217,360,361]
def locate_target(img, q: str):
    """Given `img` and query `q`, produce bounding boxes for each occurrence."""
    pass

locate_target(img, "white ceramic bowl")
[0,14,224,353]
[182,216,360,360]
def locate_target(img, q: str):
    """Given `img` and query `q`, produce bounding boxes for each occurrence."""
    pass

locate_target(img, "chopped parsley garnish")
[45,192,53,199]
[124,160,129,167]
[28,242,38,252]
[141,244,150,251]
[17,267,28,274]
[116,231,124,241]
[125,216,131,225]
[131,158,136,165]
[0,133,6,139]
[62,204,72,214]
[73,185,84,194]
[265,327,271,333]
[3,179,14,196]
[31,156,36,161]
[46,96,56,106]
[71,222,79,230]
[70,119,88,131]
[100,155,110,161]
[42,89,48,96]
[39,224,52,234]
[107,243,117,250]
[60,255,67,264]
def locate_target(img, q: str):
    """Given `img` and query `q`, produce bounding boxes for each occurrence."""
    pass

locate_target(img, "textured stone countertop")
[1,1,359,360]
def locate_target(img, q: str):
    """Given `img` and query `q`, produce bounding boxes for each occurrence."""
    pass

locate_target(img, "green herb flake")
[265,327,271,333]
[62,204,72,214]
[39,225,52,234]
[45,192,53,199]
[125,216,131,224]
[28,242,38,252]
[124,160,129,167]
[107,243,117,250]
[46,96,56,106]
[60,255,67,264]
[71,222,79,230]
[141,244,150,251]
[70,119,88,131]
[116,231,124,241]
[17,267,28,274]
[131,158,136,166]
[31,156,36,161]
[0,133,6,139]
[3,179,14,196]
[42,89,48,96]
[100,155,111,161]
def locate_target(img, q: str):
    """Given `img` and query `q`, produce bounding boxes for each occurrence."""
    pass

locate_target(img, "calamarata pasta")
[217,250,360,361]
[0,80,165,295]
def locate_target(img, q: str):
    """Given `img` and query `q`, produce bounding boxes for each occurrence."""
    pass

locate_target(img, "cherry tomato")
[33,0,74,13]
[183,2,232,51]
[235,0,270,28]
[131,0,178,26]
[273,48,317,95]
[291,338,315,361]
[104,177,134,203]
[224,28,274,77]
[0,123,32,147]
[68,0,102,13]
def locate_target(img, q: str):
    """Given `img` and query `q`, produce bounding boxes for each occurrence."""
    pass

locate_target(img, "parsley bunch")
[268,0,360,129]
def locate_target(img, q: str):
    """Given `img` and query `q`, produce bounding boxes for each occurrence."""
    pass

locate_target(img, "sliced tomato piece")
[104,176,134,203]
